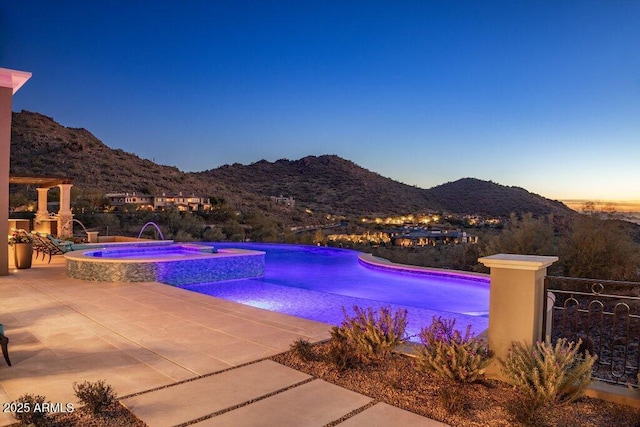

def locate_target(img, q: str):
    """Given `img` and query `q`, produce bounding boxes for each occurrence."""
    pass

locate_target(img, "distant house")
[325,226,476,247]
[154,192,211,211]
[270,195,295,208]
[463,215,502,227]
[105,191,210,211]
[391,228,477,247]
[105,192,154,210]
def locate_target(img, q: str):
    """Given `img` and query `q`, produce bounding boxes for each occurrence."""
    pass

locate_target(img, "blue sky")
[2,1,639,202]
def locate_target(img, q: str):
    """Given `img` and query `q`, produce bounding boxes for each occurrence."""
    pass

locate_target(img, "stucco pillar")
[0,86,11,275]
[57,183,73,237]
[35,187,50,220]
[478,254,558,379]
[0,68,31,275]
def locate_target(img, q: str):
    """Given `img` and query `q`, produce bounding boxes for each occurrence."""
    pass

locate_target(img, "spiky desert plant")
[415,316,493,383]
[501,338,596,406]
[331,306,408,362]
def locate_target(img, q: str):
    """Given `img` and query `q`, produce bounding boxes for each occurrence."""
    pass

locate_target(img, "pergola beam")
[9,176,72,188]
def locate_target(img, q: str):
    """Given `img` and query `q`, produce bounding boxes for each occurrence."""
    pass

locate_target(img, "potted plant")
[8,231,33,269]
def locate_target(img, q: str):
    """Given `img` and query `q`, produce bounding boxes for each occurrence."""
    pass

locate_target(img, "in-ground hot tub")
[64,243,265,285]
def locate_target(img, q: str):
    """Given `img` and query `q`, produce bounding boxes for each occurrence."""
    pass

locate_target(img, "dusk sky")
[2,1,639,203]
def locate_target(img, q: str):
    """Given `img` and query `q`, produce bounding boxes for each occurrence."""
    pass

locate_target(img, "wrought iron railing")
[543,276,640,387]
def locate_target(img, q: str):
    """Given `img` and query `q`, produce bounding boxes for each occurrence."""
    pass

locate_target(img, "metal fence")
[543,276,640,387]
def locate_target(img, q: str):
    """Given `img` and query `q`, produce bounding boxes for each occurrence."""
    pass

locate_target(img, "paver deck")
[192,379,372,427]
[0,256,447,426]
[340,403,448,426]
[122,360,312,426]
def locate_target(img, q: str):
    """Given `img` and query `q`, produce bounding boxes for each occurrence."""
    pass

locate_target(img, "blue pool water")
[180,243,490,339]
[86,244,216,259]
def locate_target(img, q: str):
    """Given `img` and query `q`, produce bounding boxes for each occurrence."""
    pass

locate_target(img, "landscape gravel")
[272,341,640,427]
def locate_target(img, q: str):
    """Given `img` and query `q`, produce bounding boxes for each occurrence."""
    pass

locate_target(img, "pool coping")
[64,245,261,264]
[358,253,490,282]
[69,238,176,251]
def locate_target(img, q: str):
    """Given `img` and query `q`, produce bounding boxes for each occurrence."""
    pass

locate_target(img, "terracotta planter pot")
[14,243,33,269]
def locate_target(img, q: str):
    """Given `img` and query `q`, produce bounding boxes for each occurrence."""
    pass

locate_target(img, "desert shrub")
[484,213,557,257]
[506,395,547,426]
[290,338,315,362]
[11,393,49,427]
[73,379,117,415]
[415,316,493,383]
[438,383,471,415]
[501,338,596,406]
[560,213,640,281]
[324,334,360,370]
[173,229,196,242]
[331,306,408,362]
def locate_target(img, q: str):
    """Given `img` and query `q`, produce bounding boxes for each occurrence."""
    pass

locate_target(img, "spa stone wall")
[66,252,265,285]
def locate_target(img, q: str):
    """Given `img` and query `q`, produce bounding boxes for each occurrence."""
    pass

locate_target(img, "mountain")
[9,110,574,218]
[9,111,251,204]
[195,156,442,216]
[197,158,574,217]
[427,178,573,217]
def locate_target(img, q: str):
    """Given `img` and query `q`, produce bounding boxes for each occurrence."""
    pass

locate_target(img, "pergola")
[1,67,32,275]
[9,175,74,237]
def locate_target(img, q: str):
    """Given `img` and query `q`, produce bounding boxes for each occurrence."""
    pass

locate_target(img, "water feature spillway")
[137,222,165,240]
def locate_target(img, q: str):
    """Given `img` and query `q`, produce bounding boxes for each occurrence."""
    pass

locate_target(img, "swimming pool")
[180,243,490,339]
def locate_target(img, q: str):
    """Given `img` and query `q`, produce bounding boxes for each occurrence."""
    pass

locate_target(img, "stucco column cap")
[0,68,32,94]
[478,254,559,271]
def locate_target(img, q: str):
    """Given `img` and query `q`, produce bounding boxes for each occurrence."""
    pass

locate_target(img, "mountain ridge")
[10,110,574,218]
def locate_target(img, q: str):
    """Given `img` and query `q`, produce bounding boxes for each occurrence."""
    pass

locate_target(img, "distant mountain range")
[10,110,574,219]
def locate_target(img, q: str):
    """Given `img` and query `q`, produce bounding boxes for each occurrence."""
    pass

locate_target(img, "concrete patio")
[0,256,445,426]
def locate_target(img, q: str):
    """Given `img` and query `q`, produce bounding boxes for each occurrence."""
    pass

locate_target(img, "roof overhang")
[0,68,32,94]
[9,176,72,188]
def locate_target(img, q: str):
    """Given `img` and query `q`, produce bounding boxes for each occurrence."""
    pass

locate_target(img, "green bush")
[500,338,596,406]
[11,393,49,427]
[415,316,493,383]
[73,379,117,415]
[331,306,408,362]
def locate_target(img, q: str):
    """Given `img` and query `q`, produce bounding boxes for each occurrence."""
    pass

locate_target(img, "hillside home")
[154,192,211,211]
[391,229,477,247]
[270,195,295,207]
[106,192,210,211]
[463,214,503,227]
[326,226,477,247]
[106,192,154,210]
